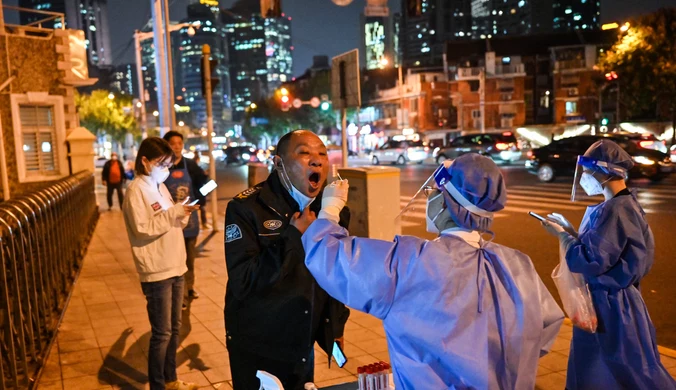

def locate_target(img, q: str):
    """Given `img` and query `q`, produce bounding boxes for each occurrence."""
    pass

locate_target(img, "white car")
[371,140,429,165]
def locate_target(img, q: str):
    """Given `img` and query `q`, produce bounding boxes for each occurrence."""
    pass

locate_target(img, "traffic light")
[279,88,291,111]
[406,0,422,17]
[261,0,282,18]
[320,102,330,111]
[201,56,220,96]
[601,118,609,126]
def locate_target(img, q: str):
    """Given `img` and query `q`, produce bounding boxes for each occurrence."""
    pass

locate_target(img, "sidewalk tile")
[61,360,103,379]
[37,381,63,390]
[62,374,111,389]
[60,348,103,366]
[316,376,357,387]
[535,372,567,389]
[538,351,569,372]
[201,365,232,384]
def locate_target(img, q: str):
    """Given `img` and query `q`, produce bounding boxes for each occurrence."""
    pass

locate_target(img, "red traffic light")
[281,95,290,103]
[605,71,618,81]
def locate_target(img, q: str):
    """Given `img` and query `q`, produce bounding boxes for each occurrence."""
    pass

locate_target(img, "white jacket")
[122,175,189,283]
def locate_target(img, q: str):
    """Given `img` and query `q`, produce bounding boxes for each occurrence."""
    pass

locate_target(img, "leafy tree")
[598,8,676,144]
[76,90,140,144]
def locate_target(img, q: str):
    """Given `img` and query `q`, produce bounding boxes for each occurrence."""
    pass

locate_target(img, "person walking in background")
[163,131,208,308]
[122,137,200,390]
[102,152,126,210]
[193,153,211,230]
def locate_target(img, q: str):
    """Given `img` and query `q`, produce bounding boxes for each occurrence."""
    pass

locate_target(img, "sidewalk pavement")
[36,186,676,389]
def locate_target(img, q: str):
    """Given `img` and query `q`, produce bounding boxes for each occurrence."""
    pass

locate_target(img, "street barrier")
[0,171,99,389]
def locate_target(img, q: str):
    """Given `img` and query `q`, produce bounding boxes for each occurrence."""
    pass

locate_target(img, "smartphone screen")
[528,211,546,221]
[199,180,218,197]
[188,199,200,206]
[332,341,347,368]
[181,196,190,205]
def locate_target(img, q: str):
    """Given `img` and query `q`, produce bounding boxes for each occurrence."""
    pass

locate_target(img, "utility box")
[337,167,401,241]
[66,127,97,174]
[247,163,271,188]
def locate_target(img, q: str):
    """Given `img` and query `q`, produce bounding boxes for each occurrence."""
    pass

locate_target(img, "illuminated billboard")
[364,18,387,70]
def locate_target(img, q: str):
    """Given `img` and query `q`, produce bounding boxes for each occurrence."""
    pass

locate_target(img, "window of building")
[565,101,578,114]
[10,93,68,183]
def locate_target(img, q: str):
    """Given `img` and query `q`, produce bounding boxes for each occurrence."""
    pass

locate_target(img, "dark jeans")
[227,342,314,390]
[198,198,208,226]
[141,275,184,390]
[106,182,124,208]
[184,237,197,294]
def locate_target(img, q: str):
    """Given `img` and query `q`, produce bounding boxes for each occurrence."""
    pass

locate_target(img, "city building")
[553,0,601,31]
[0,6,97,196]
[443,29,615,132]
[223,0,293,121]
[138,20,183,104]
[360,1,397,70]
[399,0,601,68]
[110,63,136,96]
[175,2,233,131]
[19,0,112,66]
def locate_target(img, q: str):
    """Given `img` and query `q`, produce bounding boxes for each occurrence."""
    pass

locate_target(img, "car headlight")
[633,156,656,165]
[242,153,251,160]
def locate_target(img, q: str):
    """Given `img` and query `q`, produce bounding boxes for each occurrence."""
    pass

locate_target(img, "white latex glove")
[547,213,577,237]
[318,179,349,223]
[541,220,565,236]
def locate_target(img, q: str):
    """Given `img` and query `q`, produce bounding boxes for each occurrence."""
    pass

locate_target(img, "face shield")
[395,172,438,228]
[571,155,627,202]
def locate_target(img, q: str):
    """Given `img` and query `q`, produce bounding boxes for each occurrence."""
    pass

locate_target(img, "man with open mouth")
[223,130,350,389]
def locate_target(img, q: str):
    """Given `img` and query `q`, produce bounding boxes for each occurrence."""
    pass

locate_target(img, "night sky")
[12,0,672,76]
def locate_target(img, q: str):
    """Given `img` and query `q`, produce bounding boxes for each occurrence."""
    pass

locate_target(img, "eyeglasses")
[423,186,437,197]
[157,161,173,169]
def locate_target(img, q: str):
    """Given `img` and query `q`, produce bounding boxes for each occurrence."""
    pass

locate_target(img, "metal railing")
[0,171,99,389]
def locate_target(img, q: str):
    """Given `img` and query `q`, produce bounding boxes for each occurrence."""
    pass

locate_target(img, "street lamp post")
[134,30,148,140]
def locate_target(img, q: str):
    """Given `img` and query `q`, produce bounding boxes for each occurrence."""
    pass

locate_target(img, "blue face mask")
[277,159,315,210]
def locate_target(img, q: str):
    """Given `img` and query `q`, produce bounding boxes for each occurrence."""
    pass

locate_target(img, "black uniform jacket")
[224,170,350,366]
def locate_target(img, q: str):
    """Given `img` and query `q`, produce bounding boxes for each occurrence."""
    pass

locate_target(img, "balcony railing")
[456,63,526,80]
[1,5,65,37]
[555,59,588,72]
[0,172,99,389]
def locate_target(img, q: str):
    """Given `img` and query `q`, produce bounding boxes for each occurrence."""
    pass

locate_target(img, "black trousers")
[106,182,124,208]
[227,342,314,390]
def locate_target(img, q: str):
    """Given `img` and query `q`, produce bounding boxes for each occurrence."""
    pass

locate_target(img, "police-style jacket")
[224,171,350,365]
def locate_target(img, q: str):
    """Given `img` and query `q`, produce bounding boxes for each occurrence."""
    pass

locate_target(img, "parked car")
[433,132,522,164]
[94,156,107,168]
[371,140,429,165]
[526,134,674,182]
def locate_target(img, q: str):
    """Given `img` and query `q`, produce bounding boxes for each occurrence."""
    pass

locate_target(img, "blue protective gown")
[563,192,676,390]
[302,220,564,389]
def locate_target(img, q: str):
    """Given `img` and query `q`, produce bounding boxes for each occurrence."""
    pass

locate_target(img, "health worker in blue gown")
[541,139,676,390]
[290,154,565,389]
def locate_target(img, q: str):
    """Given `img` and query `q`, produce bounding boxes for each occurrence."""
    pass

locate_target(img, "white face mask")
[150,165,170,184]
[580,172,603,196]
[425,193,445,234]
[277,159,315,210]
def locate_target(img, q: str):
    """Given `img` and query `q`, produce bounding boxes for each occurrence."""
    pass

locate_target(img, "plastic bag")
[551,244,598,333]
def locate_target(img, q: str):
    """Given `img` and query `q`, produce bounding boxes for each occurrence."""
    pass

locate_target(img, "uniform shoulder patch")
[151,202,161,211]
[225,224,243,243]
[263,220,283,230]
[235,186,261,200]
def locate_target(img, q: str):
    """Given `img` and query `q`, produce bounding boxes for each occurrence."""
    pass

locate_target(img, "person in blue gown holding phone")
[291,154,564,389]
[541,140,676,389]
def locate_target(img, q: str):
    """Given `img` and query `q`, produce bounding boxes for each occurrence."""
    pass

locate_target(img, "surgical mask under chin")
[278,159,315,210]
[150,165,170,183]
[425,193,445,234]
[580,172,604,196]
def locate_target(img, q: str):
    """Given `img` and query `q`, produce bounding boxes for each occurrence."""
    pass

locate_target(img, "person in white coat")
[122,137,200,390]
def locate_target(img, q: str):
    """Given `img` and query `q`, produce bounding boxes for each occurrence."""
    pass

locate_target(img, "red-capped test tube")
[366,365,376,390]
[357,366,366,390]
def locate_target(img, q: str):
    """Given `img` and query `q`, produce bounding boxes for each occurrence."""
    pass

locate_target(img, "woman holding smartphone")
[122,137,200,390]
